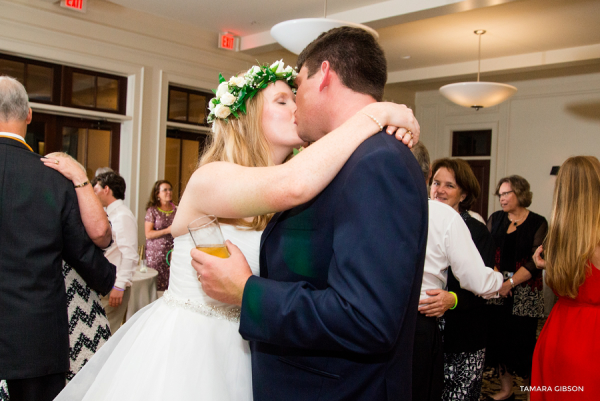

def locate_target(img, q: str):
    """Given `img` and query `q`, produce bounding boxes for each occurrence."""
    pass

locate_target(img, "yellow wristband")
[449,291,458,310]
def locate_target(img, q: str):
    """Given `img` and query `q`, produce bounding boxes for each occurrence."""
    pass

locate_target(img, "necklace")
[158,203,174,214]
[509,211,527,226]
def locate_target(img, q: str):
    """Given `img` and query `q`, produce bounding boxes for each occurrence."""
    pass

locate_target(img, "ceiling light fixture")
[439,30,517,111]
[270,0,378,55]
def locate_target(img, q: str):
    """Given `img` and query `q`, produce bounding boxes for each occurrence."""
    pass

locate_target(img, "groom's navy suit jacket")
[239,131,428,401]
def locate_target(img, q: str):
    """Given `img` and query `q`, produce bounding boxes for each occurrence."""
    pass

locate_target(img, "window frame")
[165,128,209,202]
[0,52,61,105]
[452,129,492,157]
[167,85,212,127]
[62,66,127,115]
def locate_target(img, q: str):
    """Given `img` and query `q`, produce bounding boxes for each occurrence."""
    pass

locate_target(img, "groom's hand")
[190,240,252,306]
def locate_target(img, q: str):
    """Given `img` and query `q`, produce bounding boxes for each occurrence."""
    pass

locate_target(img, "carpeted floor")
[480,367,529,400]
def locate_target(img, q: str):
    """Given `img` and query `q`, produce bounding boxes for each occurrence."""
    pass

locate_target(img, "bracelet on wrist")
[112,286,124,292]
[509,278,515,288]
[74,180,89,188]
[361,112,383,132]
[449,291,458,310]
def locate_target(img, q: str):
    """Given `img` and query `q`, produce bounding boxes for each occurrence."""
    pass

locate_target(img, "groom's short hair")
[297,26,387,101]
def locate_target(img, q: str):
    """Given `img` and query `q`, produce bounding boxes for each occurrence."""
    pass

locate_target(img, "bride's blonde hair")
[199,89,275,231]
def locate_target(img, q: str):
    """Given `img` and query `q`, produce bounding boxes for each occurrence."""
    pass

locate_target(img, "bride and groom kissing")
[58,26,428,401]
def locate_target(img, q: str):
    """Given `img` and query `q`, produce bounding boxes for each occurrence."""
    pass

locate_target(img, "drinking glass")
[187,215,230,258]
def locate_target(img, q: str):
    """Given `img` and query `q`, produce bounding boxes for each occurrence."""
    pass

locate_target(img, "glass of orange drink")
[187,215,230,259]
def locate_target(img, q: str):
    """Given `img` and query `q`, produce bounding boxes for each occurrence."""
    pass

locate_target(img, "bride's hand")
[361,102,420,148]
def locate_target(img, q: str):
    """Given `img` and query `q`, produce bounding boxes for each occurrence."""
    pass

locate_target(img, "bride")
[55,60,419,400]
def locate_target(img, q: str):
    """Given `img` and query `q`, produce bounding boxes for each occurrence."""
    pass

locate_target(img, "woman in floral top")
[144,180,177,293]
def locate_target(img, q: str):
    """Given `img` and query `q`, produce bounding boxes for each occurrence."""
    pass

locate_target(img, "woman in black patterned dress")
[485,175,548,401]
[427,158,497,401]
[43,153,114,382]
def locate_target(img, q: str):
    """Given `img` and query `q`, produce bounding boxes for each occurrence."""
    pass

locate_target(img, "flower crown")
[207,60,298,124]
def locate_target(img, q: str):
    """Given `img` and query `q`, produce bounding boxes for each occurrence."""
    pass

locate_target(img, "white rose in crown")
[220,92,236,106]
[247,66,260,76]
[229,76,245,88]
[214,104,231,119]
[284,65,293,73]
[215,82,229,98]
[271,59,285,75]
[208,98,216,112]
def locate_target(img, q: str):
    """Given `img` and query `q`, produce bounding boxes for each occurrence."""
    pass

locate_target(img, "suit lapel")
[260,210,285,251]
[259,210,288,278]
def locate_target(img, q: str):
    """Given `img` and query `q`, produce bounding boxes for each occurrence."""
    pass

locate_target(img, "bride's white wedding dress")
[55,225,261,401]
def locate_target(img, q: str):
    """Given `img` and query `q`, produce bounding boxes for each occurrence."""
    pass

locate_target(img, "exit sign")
[218,32,239,51]
[60,0,87,13]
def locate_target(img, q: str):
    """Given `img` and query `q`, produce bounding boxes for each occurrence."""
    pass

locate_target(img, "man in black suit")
[0,76,116,401]
[192,27,428,400]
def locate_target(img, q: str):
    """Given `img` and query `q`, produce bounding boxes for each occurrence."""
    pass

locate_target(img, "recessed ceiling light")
[402,55,411,59]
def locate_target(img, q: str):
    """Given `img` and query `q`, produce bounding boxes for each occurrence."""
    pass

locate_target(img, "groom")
[192,27,428,400]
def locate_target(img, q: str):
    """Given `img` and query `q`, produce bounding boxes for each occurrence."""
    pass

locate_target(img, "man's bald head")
[0,76,30,123]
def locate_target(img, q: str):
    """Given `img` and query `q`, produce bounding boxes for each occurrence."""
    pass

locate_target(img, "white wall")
[1,0,257,240]
[415,72,600,222]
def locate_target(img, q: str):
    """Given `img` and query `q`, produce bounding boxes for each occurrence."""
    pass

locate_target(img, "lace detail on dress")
[162,290,241,322]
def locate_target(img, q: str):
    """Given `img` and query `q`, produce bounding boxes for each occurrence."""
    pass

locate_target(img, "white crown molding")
[388,43,600,84]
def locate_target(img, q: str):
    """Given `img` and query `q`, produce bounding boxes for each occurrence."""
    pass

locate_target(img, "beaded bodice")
[163,225,262,322]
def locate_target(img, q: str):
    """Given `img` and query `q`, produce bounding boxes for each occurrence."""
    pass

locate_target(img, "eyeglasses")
[498,190,514,198]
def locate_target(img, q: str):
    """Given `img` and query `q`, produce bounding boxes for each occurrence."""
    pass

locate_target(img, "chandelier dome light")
[270,0,378,55]
[439,30,517,111]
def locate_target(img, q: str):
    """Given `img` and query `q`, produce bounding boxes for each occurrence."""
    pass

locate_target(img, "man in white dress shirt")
[92,172,139,334]
[410,142,503,401]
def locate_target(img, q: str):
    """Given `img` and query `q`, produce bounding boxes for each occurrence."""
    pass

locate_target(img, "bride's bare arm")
[172,102,418,234]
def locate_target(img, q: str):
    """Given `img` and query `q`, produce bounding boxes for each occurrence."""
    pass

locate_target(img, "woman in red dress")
[530,155,600,401]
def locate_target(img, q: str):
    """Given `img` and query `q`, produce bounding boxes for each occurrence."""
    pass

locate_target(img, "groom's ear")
[318,61,331,92]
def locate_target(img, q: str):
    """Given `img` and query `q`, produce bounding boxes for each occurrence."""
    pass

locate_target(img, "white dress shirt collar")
[0,132,26,141]
[106,199,124,215]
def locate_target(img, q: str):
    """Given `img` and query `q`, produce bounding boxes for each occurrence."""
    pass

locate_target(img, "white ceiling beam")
[241,0,520,51]
[387,43,600,83]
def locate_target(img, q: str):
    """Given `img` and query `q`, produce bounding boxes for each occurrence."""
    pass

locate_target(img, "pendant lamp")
[271,0,378,55]
[439,30,517,111]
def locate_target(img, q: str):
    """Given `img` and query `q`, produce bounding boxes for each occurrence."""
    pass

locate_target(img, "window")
[165,129,209,202]
[0,53,127,114]
[0,54,60,104]
[452,129,492,220]
[63,67,127,114]
[452,130,491,157]
[167,86,212,126]
[24,114,120,179]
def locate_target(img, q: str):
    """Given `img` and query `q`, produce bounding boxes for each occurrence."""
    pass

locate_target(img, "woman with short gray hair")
[485,175,548,401]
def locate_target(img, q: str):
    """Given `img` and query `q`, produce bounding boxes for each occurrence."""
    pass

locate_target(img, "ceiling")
[108,0,600,87]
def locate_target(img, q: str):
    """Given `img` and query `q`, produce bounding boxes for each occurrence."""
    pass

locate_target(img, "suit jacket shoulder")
[0,138,116,379]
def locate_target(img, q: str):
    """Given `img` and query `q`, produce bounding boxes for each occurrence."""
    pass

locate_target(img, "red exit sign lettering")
[218,32,239,51]
[60,0,87,13]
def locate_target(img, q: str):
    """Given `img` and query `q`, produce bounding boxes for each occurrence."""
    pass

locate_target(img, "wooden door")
[465,159,490,220]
